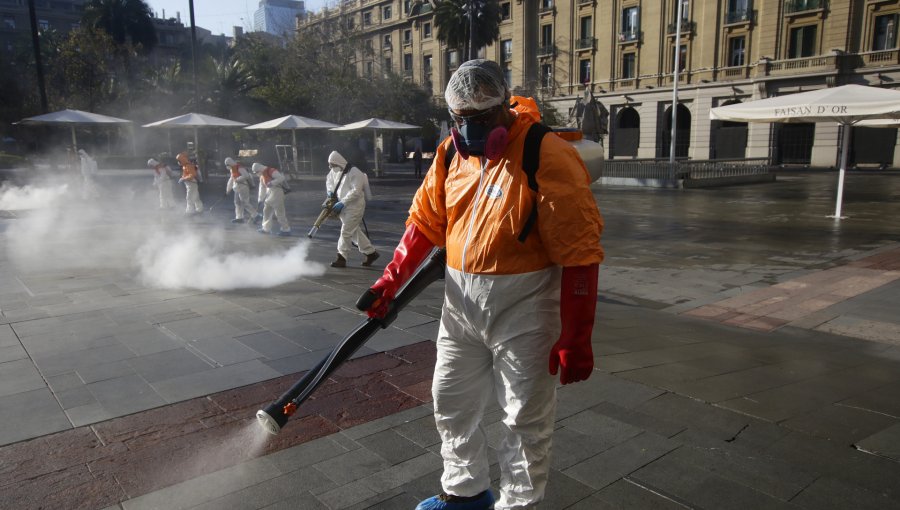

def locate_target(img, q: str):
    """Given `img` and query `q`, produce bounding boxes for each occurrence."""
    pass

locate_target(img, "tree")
[82,0,156,52]
[434,0,501,60]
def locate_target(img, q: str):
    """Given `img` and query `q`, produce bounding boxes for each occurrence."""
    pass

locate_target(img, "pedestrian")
[413,147,423,178]
[358,59,604,510]
[176,151,204,215]
[252,162,291,236]
[77,149,99,198]
[326,150,379,268]
[224,157,256,223]
[147,157,176,209]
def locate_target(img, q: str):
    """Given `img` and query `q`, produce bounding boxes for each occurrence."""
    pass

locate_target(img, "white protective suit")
[148,158,175,209]
[253,163,291,234]
[326,151,375,260]
[225,158,256,221]
[78,149,99,198]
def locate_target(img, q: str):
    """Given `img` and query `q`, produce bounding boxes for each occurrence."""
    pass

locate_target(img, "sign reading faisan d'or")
[774,105,850,116]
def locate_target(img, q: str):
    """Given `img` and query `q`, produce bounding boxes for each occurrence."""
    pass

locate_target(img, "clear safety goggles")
[448,106,501,127]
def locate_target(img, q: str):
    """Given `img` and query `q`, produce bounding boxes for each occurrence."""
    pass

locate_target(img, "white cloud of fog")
[1,178,325,289]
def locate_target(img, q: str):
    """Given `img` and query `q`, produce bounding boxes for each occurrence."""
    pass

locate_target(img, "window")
[384,57,392,72]
[788,25,817,58]
[501,39,512,61]
[726,0,750,23]
[448,49,459,68]
[580,16,592,40]
[404,0,411,14]
[423,22,432,38]
[502,64,512,87]
[540,0,552,10]
[38,19,49,30]
[346,16,355,30]
[366,61,374,77]
[403,53,413,71]
[621,6,639,40]
[675,0,689,21]
[501,2,511,20]
[541,63,553,87]
[622,52,636,78]
[540,24,553,46]
[384,34,392,47]
[729,36,746,66]
[383,5,392,20]
[366,38,374,49]
[424,54,432,72]
[3,16,14,29]
[671,44,687,72]
[403,29,412,44]
[363,11,371,26]
[873,14,897,51]
[579,59,591,84]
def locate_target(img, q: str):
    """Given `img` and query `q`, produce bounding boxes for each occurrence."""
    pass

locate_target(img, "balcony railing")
[402,69,413,78]
[576,37,595,51]
[667,20,696,35]
[538,44,556,57]
[861,48,899,65]
[720,65,750,79]
[539,5,555,15]
[618,31,640,43]
[762,54,838,75]
[784,0,826,14]
[502,51,513,62]
[725,8,753,24]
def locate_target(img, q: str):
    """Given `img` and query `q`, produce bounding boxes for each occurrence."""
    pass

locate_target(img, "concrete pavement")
[1,164,899,509]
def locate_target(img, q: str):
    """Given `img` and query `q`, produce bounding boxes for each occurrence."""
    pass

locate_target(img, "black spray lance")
[256,248,446,435]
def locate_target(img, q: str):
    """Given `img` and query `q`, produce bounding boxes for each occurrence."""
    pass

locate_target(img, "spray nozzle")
[283,402,297,416]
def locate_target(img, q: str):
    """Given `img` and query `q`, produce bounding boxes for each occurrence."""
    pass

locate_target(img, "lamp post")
[670,0,686,175]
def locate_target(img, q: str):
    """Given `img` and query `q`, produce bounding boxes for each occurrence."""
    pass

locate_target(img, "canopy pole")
[373,130,380,176]
[292,129,299,176]
[832,124,851,219]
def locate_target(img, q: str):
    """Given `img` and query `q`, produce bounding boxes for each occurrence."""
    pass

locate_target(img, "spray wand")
[256,248,446,435]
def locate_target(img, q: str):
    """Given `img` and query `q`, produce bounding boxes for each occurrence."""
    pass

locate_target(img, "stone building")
[299,0,899,168]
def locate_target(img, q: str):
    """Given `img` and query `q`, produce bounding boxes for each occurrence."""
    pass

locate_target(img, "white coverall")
[152,163,176,209]
[326,159,375,260]
[258,167,290,233]
[78,150,99,198]
[226,164,256,220]
[177,154,203,214]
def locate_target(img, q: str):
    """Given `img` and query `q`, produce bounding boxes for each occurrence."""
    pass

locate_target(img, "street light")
[670,0,687,173]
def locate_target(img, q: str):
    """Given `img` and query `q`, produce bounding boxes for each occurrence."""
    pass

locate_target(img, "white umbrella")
[331,118,420,175]
[710,84,900,218]
[17,109,132,152]
[244,115,339,175]
[143,113,247,166]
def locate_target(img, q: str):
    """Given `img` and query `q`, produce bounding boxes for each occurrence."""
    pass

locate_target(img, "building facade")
[299,0,899,168]
[254,0,306,37]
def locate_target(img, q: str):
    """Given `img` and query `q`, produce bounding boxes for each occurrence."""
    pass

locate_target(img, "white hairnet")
[328,151,347,168]
[251,163,265,173]
[224,157,236,167]
[147,158,159,167]
[445,59,508,111]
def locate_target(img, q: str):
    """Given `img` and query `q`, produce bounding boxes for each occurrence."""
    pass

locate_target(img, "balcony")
[576,37,595,51]
[402,68,413,78]
[725,8,754,24]
[618,31,640,43]
[502,51,513,62]
[762,54,838,75]
[538,44,556,57]
[719,65,750,79]
[784,0,826,14]
[539,1,554,15]
[667,20,696,35]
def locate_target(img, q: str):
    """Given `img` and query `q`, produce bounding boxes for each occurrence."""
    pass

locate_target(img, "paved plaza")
[1,163,899,509]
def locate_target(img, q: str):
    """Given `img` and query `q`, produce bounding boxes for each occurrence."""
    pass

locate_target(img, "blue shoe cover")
[415,491,494,510]
[257,228,269,234]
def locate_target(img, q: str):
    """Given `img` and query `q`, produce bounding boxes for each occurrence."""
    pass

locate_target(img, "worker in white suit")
[252,162,291,236]
[77,149,99,198]
[325,150,379,268]
[147,158,176,209]
[224,157,256,223]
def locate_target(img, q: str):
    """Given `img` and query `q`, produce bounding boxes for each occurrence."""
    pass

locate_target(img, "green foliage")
[82,0,157,51]
[434,0,501,60]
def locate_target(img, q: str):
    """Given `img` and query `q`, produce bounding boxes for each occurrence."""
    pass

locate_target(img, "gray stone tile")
[364,328,427,352]
[314,479,378,509]
[235,331,308,360]
[65,402,114,427]
[127,348,214,383]
[550,426,638,471]
[856,422,900,462]
[190,466,335,510]
[46,371,85,392]
[563,432,679,490]
[32,341,136,377]
[55,385,98,410]
[115,327,185,356]
[266,436,357,474]
[590,401,686,439]
[121,458,282,510]
[357,429,428,465]
[189,337,264,366]
[76,359,136,384]
[313,447,392,485]
[358,452,443,493]
[585,479,689,510]
[263,349,330,376]
[152,360,281,402]
[0,358,46,397]
[393,415,441,448]
[0,388,71,446]
[87,374,167,416]
[789,476,900,510]
[159,316,243,342]
[0,343,27,363]
[635,393,756,441]
[276,323,345,352]
[782,404,899,444]
[343,404,434,441]
[557,408,646,441]
[538,470,596,510]
[346,491,420,510]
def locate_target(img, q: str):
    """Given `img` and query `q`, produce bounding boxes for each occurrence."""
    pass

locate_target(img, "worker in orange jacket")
[359,60,604,510]
[176,151,203,214]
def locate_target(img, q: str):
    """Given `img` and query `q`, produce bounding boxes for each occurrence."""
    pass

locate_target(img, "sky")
[145,0,328,37]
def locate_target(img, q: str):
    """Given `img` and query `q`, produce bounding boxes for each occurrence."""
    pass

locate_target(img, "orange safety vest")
[260,167,277,186]
[180,161,198,182]
[408,109,604,275]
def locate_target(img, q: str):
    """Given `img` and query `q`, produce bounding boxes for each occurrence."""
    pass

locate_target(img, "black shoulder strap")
[518,123,551,243]
[443,140,456,171]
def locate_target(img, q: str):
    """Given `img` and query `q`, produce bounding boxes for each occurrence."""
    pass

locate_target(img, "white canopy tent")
[17,109,132,153]
[331,118,420,175]
[143,113,248,172]
[244,115,339,175]
[710,84,900,218]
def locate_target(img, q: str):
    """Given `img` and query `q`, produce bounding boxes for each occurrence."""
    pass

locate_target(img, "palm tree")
[203,54,258,117]
[434,0,501,61]
[82,0,156,51]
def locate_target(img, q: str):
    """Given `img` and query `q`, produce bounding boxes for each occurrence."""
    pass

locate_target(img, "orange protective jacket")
[408,104,604,275]
[176,153,199,182]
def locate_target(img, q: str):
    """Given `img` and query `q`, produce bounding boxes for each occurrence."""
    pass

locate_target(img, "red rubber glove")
[364,223,435,318]
[549,264,599,384]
